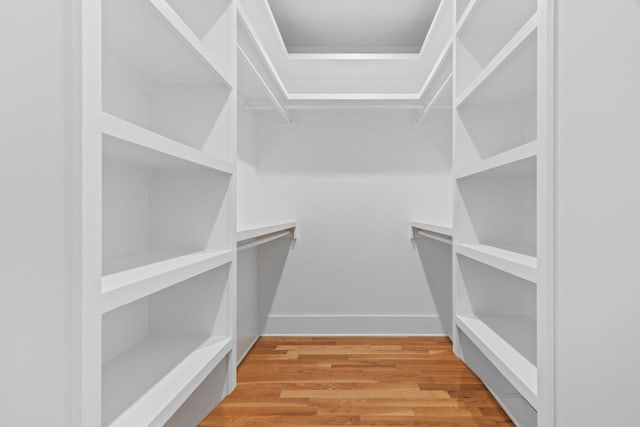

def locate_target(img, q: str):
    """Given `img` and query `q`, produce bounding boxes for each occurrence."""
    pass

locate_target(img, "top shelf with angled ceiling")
[237,6,292,124]
[455,0,537,96]
[102,0,235,159]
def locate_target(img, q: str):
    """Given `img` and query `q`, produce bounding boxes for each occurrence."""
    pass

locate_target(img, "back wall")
[241,109,453,335]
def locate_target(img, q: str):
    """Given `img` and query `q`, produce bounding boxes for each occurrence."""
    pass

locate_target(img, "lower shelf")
[102,335,232,427]
[456,314,537,408]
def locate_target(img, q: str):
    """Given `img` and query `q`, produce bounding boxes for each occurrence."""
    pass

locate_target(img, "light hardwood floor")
[199,337,515,426]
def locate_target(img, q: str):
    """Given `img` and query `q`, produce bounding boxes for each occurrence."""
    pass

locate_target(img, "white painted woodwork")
[77,0,239,425]
[237,0,455,96]
[102,250,233,313]
[456,243,537,283]
[452,1,553,425]
[457,314,537,407]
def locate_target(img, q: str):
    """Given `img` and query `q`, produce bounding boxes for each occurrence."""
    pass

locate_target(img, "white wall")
[555,1,640,425]
[248,109,452,335]
[0,1,75,425]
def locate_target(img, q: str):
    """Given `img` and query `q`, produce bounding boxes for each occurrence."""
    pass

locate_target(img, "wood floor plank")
[199,337,515,426]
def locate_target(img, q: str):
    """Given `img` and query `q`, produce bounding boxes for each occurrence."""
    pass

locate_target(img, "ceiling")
[267,0,440,54]
[238,0,450,98]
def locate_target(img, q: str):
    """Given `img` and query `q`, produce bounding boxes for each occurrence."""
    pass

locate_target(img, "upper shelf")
[417,73,453,124]
[237,222,297,242]
[103,0,231,88]
[102,113,234,175]
[411,221,453,237]
[456,16,537,108]
[237,45,291,124]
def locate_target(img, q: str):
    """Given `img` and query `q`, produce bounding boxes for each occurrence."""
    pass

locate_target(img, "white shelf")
[237,45,291,124]
[455,243,537,283]
[102,113,234,175]
[456,314,537,408]
[417,73,453,124]
[457,0,537,35]
[418,38,453,100]
[103,0,230,87]
[102,250,233,313]
[410,221,453,237]
[103,335,232,427]
[456,141,538,180]
[237,221,297,242]
[456,0,478,32]
[456,16,537,107]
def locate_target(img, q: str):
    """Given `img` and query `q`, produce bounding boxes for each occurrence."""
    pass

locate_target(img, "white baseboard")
[260,314,447,336]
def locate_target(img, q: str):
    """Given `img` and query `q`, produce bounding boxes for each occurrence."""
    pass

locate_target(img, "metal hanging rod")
[414,229,452,245]
[237,230,294,252]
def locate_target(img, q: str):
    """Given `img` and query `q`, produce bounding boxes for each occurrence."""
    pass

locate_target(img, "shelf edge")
[455,140,538,180]
[455,243,537,283]
[101,250,233,313]
[102,113,234,175]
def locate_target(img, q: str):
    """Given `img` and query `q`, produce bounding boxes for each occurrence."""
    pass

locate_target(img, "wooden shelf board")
[456,141,538,180]
[103,335,232,427]
[456,16,537,107]
[102,250,233,313]
[237,221,297,242]
[103,0,230,87]
[455,243,537,283]
[102,113,234,175]
[456,314,537,408]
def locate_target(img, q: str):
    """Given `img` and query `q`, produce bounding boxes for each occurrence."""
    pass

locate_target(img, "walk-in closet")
[3,1,640,426]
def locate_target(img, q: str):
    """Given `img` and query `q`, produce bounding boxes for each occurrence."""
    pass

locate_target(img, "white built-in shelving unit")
[452,0,554,426]
[82,0,238,425]
[74,0,554,425]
